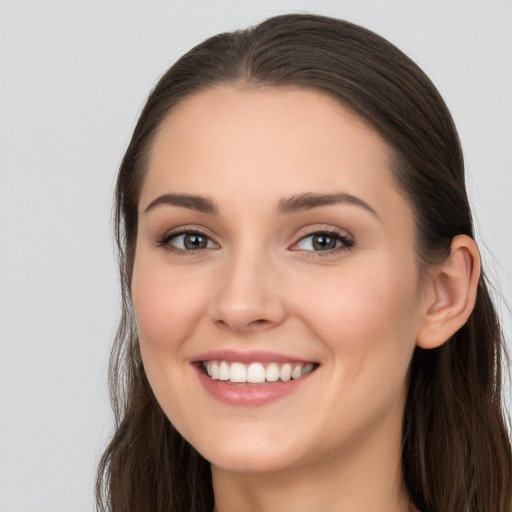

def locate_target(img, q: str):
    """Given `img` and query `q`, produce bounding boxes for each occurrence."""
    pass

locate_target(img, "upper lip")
[191,349,318,365]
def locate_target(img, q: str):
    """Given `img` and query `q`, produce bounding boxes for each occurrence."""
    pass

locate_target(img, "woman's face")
[132,86,431,473]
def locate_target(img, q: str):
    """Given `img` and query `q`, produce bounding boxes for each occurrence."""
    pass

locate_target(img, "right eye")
[158,231,218,253]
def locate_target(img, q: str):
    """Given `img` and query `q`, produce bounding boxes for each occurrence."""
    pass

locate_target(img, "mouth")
[192,350,320,406]
[200,360,318,385]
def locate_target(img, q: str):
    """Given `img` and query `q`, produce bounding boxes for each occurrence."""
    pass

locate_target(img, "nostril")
[214,317,272,332]
[249,319,270,326]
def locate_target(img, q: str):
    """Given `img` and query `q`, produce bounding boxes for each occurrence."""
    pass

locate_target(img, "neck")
[211,408,410,512]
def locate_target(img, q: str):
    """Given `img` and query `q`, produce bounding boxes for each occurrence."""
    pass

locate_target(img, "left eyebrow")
[276,192,379,219]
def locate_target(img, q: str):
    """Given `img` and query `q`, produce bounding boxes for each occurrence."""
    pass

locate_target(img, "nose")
[210,249,287,334]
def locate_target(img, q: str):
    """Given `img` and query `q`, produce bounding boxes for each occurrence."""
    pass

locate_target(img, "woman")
[96,13,511,512]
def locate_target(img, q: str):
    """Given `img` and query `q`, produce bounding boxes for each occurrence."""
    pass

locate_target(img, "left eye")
[167,232,217,251]
[293,232,350,252]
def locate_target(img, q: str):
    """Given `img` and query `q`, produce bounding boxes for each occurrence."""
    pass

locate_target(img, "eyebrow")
[143,193,218,214]
[143,191,378,219]
[276,192,379,218]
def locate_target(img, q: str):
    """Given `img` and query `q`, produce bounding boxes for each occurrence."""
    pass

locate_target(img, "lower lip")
[194,365,315,407]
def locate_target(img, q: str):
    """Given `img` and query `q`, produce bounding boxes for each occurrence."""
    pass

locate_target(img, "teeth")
[247,362,266,383]
[280,363,292,381]
[230,362,246,383]
[291,364,302,379]
[202,360,316,384]
[302,363,314,375]
[266,362,280,382]
[219,361,230,381]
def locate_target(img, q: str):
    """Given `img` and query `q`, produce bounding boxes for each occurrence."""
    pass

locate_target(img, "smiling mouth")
[200,360,319,384]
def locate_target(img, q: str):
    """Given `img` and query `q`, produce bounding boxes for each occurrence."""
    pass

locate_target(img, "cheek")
[131,256,209,351]
[130,254,215,426]
[296,256,421,378]
[130,256,211,433]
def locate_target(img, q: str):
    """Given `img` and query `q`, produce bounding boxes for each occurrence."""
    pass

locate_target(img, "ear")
[416,235,481,349]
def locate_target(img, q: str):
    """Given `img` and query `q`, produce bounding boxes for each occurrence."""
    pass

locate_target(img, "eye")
[292,231,354,252]
[158,230,218,253]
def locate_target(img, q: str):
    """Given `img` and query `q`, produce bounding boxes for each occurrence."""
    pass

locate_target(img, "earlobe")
[416,235,481,349]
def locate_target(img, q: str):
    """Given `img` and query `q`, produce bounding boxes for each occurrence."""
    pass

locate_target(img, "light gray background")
[0,1,510,511]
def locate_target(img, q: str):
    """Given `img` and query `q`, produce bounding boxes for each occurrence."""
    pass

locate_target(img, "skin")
[131,86,473,512]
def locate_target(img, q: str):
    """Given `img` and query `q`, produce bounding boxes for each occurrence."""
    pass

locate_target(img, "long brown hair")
[96,13,511,512]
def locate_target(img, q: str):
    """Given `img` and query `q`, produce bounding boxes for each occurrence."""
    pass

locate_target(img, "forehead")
[141,85,410,224]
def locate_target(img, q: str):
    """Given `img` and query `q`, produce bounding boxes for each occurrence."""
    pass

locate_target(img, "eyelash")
[156,229,217,255]
[292,230,355,255]
[156,229,355,256]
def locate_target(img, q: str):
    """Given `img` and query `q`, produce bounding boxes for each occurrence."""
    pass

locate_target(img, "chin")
[208,449,298,474]
[189,428,304,474]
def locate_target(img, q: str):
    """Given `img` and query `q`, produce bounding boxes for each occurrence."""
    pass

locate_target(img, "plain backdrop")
[0,1,511,511]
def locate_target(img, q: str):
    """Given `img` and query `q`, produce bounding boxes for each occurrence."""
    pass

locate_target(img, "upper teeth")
[203,361,314,383]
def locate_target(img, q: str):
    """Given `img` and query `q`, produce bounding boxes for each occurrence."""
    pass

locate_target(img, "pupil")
[312,235,337,251]
[184,234,207,250]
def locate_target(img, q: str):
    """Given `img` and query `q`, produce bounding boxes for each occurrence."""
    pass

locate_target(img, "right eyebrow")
[143,193,218,215]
